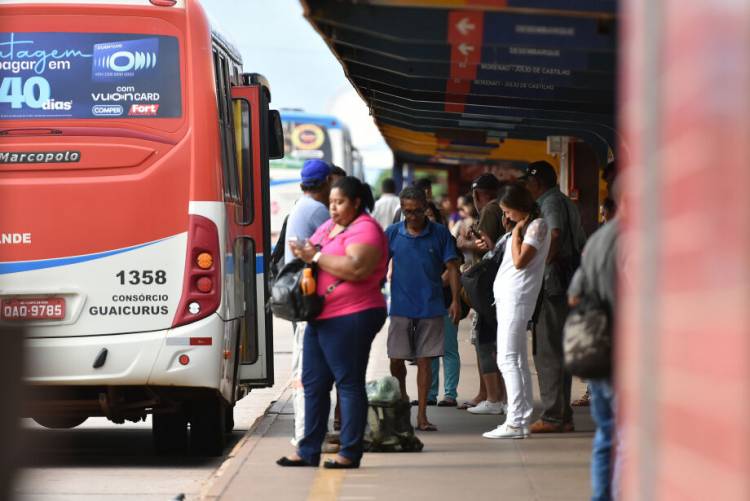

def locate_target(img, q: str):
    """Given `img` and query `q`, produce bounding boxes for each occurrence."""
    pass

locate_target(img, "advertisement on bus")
[0,32,181,119]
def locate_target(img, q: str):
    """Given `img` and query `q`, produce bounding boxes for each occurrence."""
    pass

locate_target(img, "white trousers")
[496,302,535,428]
[291,321,307,444]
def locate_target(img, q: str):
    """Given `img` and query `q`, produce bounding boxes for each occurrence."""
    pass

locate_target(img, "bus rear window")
[0,32,181,120]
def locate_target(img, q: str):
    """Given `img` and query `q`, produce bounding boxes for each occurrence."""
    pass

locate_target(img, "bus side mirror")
[268,110,284,159]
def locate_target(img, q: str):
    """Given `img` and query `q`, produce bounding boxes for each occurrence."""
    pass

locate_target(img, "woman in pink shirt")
[278,177,387,469]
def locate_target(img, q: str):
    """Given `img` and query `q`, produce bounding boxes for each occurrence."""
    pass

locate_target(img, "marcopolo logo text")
[0,151,81,164]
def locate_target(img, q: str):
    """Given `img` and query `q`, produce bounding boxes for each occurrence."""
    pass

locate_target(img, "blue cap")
[300,159,331,187]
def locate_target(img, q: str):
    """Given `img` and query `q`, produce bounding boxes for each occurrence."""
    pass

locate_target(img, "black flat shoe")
[410,399,437,406]
[323,459,360,469]
[276,456,317,467]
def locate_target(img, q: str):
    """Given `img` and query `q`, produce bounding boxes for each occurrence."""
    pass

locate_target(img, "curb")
[200,383,295,500]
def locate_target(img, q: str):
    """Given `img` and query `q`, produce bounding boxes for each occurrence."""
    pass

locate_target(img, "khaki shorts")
[387,316,444,359]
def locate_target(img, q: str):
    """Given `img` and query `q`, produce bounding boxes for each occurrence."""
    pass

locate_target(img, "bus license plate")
[1,298,66,321]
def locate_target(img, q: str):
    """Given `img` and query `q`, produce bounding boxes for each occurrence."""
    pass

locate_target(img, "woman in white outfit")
[483,184,550,439]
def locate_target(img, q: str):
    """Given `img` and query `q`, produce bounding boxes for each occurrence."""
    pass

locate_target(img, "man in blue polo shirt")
[385,186,460,432]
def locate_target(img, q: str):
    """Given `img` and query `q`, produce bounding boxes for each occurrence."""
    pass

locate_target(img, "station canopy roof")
[301,0,617,166]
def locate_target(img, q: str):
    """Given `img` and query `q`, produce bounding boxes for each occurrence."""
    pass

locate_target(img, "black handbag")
[269,259,329,322]
[270,258,342,322]
[563,295,612,379]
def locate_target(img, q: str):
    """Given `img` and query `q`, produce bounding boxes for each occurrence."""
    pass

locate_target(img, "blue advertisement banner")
[0,32,181,120]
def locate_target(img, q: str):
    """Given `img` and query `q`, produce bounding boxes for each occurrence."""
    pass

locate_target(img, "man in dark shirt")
[522,161,586,433]
[457,174,507,413]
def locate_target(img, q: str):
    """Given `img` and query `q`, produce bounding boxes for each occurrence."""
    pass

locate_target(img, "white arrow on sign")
[458,43,475,56]
[456,17,476,36]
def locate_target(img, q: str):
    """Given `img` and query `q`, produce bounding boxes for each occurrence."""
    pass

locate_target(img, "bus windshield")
[0,32,182,121]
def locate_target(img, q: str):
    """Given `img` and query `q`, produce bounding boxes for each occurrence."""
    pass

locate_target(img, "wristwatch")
[312,251,322,264]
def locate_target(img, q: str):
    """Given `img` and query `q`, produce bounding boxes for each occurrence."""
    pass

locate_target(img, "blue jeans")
[589,378,615,501]
[429,316,460,400]
[298,308,386,465]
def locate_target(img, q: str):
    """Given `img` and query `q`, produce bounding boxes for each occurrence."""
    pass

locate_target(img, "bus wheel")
[190,397,226,456]
[153,410,188,455]
[32,416,87,429]
[224,403,235,433]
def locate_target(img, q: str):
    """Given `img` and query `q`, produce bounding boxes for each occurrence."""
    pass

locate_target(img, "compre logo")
[92,38,159,82]
[128,104,159,116]
[92,104,124,116]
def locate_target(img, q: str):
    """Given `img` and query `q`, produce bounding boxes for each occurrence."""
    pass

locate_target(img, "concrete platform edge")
[200,383,294,500]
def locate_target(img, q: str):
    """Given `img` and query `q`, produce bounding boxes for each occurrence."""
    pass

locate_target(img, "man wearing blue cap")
[284,158,333,446]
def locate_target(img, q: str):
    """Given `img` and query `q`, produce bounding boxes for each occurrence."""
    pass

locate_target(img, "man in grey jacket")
[568,217,618,501]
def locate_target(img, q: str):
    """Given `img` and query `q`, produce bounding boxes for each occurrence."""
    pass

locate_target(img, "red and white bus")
[0,0,282,455]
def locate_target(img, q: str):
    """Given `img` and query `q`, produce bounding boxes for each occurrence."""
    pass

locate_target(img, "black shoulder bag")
[269,259,340,322]
[269,221,342,322]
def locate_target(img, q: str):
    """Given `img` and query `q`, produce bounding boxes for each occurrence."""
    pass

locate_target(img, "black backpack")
[460,235,507,319]
[268,215,288,284]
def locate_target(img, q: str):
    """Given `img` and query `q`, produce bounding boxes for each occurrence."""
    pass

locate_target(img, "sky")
[201,0,393,169]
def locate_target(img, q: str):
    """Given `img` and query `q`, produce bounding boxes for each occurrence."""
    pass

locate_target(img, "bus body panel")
[26,313,234,403]
[1,233,187,336]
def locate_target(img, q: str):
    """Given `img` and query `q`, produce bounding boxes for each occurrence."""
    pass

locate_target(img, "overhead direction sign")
[447,10,484,112]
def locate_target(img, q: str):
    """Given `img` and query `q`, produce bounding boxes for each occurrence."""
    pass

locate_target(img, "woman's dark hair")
[425,201,446,226]
[460,193,479,218]
[497,183,541,238]
[332,176,375,216]
[330,165,347,178]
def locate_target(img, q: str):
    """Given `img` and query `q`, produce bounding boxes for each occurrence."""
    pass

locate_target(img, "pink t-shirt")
[309,213,388,320]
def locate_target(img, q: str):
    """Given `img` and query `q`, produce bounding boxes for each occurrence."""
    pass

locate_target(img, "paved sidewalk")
[203,319,594,501]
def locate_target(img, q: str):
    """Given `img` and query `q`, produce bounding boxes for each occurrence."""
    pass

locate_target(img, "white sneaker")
[467,400,505,415]
[482,423,526,439]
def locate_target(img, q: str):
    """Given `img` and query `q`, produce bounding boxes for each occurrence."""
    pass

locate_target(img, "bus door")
[230,77,283,388]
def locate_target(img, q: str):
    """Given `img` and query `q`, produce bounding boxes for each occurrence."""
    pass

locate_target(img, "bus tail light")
[172,215,221,328]
[196,277,213,293]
